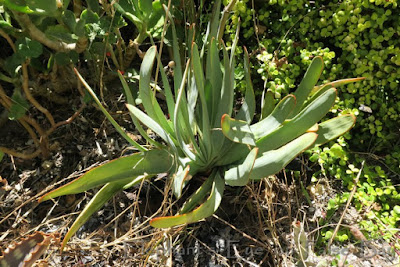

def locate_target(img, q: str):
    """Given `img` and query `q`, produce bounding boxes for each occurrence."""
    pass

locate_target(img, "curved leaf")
[314,114,356,146]
[221,114,255,146]
[61,176,144,250]
[39,149,173,202]
[289,56,324,118]
[250,94,296,139]
[250,133,318,180]
[150,172,224,228]
[225,147,258,186]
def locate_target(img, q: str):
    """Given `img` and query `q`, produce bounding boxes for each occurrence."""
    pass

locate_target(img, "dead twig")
[327,160,365,249]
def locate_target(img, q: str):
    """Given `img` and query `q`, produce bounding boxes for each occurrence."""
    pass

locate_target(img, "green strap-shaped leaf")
[311,77,365,96]
[214,43,234,128]
[250,133,318,180]
[126,104,177,150]
[250,94,296,139]
[164,7,182,95]
[305,77,365,109]
[150,172,224,228]
[118,71,163,148]
[192,43,212,159]
[75,68,146,151]
[205,38,223,126]
[174,60,203,161]
[60,176,145,250]
[221,114,255,146]
[139,46,173,135]
[179,174,214,214]
[219,88,337,166]
[289,56,324,118]
[314,114,356,146]
[39,149,173,201]
[225,147,258,186]
[158,61,176,122]
[236,47,255,124]
[172,164,190,199]
[261,89,275,120]
[256,88,337,154]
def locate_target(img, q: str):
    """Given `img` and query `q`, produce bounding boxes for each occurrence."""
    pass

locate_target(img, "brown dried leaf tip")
[0,232,59,267]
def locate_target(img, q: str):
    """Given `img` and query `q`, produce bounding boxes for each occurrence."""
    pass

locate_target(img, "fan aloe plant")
[38,3,364,249]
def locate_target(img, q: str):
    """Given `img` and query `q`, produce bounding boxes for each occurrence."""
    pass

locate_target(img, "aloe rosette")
[38,4,363,249]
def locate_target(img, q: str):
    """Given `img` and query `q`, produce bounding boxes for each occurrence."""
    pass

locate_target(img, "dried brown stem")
[0,28,16,52]
[13,12,76,52]
[0,146,42,160]
[21,63,56,127]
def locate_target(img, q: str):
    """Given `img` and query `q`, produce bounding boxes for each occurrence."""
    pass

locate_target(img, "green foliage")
[225,0,400,248]
[39,2,362,249]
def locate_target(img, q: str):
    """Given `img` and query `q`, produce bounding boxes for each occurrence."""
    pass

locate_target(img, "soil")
[0,86,398,266]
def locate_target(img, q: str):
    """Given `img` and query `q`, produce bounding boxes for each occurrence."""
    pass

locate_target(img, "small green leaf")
[16,37,43,58]
[0,151,4,162]
[8,89,29,120]
[150,172,224,228]
[225,147,258,186]
[221,114,255,146]
[45,25,78,44]
[62,10,76,32]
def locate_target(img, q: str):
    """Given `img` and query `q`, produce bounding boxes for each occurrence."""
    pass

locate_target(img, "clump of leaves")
[39,2,363,249]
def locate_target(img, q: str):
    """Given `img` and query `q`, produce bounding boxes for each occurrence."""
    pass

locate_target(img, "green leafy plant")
[39,2,363,249]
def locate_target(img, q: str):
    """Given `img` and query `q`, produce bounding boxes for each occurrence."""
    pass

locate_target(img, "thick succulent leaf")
[205,38,223,126]
[158,61,176,121]
[202,0,221,54]
[118,71,162,148]
[250,133,318,180]
[311,77,365,95]
[174,60,202,161]
[75,68,146,151]
[221,114,256,146]
[61,176,144,250]
[305,78,365,111]
[126,104,177,150]
[214,43,235,128]
[236,47,255,124]
[179,174,214,214]
[192,42,212,158]
[261,89,275,120]
[39,149,173,201]
[225,147,258,186]
[289,56,324,118]
[256,88,337,154]
[139,46,173,135]
[251,94,296,139]
[164,8,182,94]
[150,172,224,228]
[314,114,356,146]
[307,123,319,132]
[219,88,337,166]
[172,165,190,198]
